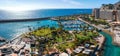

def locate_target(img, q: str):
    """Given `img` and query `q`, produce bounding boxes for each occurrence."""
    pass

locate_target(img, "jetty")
[0,17,50,23]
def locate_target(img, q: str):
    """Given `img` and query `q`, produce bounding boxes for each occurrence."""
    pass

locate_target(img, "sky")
[0,0,119,11]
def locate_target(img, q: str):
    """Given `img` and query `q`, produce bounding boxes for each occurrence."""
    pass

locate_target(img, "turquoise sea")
[100,32,120,56]
[0,9,120,56]
[0,9,92,20]
[0,20,59,39]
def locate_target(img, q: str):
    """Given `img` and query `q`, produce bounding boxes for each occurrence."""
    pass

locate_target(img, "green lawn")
[56,37,63,43]
[32,28,52,37]
[57,42,75,51]
[30,27,99,54]
[75,31,99,44]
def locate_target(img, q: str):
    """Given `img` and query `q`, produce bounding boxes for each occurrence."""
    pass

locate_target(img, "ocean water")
[0,20,59,39]
[0,9,92,39]
[0,9,92,20]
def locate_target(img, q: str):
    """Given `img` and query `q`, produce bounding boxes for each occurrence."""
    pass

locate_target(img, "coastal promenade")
[77,16,120,47]
[77,17,104,30]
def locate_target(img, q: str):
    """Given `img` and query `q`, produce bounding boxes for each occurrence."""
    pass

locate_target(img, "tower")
[92,8,100,19]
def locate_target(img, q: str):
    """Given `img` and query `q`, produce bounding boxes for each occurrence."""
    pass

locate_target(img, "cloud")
[62,0,82,6]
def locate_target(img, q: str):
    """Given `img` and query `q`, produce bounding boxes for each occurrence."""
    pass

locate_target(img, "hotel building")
[93,1,120,22]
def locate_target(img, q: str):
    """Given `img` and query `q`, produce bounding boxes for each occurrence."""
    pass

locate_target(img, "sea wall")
[0,17,50,23]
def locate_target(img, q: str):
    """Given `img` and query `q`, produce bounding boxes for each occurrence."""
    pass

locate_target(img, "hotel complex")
[93,1,120,22]
[93,1,120,46]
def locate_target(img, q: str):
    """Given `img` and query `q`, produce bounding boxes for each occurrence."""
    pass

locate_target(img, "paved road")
[77,17,103,30]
